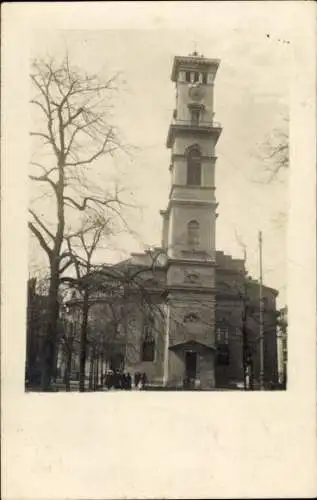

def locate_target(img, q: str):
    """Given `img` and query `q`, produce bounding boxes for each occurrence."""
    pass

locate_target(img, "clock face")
[154,252,167,267]
[188,84,205,102]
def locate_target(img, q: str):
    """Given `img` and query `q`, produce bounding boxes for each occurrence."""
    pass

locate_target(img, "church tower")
[161,52,222,389]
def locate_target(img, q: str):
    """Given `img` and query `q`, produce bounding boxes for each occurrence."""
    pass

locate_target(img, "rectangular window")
[187,164,201,186]
[194,71,199,83]
[217,344,230,366]
[191,109,200,125]
[216,327,229,344]
[185,71,191,82]
[202,72,208,84]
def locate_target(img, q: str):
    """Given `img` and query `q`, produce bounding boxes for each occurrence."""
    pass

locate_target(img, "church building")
[64,53,279,390]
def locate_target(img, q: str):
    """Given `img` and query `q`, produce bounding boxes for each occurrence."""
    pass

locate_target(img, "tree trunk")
[94,352,99,390]
[40,155,65,391]
[89,347,94,391]
[79,287,89,392]
[67,335,75,392]
[102,349,107,385]
[249,361,254,390]
[41,267,60,391]
[26,286,37,386]
[65,347,72,392]
[242,331,248,390]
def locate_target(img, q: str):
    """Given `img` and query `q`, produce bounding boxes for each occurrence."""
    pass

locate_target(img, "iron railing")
[171,119,222,129]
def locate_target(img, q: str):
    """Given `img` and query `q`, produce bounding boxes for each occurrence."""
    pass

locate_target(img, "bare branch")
[30,162,58,176]
[256,123,289,182]
[66,236,81,279]
[30,132,51,142]
[29,171,58,194]
[31,71,61,158]
[59,258,74,276]
[63,107,84,128]
[64,116,101,158]
[30,99,49,118]
[63,195,119,212]
[28,221,52,258]
[65,129,117,167]
[29,209,55,241]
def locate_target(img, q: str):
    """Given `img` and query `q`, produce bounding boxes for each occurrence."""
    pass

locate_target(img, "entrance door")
[110,353,124,372]
[185,351,197,388]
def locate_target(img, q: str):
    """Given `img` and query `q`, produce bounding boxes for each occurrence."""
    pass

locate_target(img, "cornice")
[167,198,218,208]
[166,284,216,295]
[169,184,216,199]
[171,153,217,162]
[171,55,220,82]
[215,293,242,301]
[166,123,222,149]
[187,102,205,111]
[167,257,216,268]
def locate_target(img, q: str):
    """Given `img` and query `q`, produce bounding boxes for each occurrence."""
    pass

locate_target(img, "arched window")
[141,338,155,362]
[187,148,201,186]
[187,220,199,249]
[184,313,199,323]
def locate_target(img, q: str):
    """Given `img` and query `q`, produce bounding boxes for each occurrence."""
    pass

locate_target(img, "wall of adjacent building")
[61,257,279,389]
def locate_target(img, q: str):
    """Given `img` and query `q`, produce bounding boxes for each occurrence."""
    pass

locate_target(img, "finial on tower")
[190,40,200,57]
[189,42,204,58]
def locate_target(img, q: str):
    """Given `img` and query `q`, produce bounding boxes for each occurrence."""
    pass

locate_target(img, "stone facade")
[64,53,279,390]
[161,53,222,388]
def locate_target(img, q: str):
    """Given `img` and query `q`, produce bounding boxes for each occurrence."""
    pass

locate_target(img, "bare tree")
[258,122,289,182]
[62,214,114,391]
[61,252,168,389]
[29,54,129,390]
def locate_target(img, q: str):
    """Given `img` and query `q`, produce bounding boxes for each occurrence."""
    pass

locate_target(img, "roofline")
[171,55,220,82]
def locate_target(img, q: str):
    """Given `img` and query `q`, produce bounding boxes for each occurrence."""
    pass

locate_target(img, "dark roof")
[169,340,216,352]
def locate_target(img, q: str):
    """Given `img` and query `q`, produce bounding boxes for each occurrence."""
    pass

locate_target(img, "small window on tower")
[202,72,208,84]
[191,109,200,125]
[185,71,191,82]
[187,220,200,249]
[194,71,199,83]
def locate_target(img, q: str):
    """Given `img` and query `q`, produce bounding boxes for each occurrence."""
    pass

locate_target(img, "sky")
[29,6,291,306]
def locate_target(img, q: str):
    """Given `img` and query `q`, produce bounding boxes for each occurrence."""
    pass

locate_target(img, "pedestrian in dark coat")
[134,372,140,388]
[114,370,121,389]
[126,372,132,390]
[141,372,147,389]
[122,373,128,390]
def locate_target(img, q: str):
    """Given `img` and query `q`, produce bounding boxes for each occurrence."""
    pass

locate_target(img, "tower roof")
[171,53,220,82]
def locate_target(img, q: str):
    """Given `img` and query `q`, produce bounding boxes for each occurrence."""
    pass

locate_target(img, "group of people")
[103,370,148,391]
